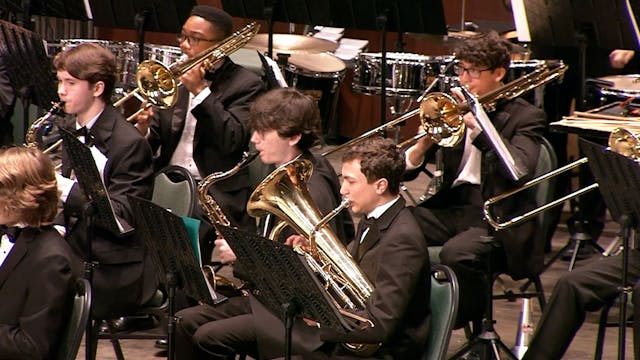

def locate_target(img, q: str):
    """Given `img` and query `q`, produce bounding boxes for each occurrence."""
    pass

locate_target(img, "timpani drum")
[352,52,453,96]
[284,52,346,134]
[591,75,640,105]
[143,44,183,66]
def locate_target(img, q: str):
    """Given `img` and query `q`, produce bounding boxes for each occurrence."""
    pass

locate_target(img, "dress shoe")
[155,339,168,349]
[105,315,156,333]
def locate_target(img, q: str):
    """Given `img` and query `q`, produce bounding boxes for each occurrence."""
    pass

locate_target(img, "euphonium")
[247,158,379,355]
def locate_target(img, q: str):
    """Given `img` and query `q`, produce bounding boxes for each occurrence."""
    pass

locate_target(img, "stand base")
[450,329,518,360]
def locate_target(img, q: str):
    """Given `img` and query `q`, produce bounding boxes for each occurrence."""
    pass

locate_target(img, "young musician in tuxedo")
[135,5,265,264]
[54,43,158,320]
[215,87,354,266]
[405,31,546,329]
[0,146,81,359]
[174,137,430,359]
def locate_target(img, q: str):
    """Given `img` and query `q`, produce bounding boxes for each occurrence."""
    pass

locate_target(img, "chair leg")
[594,305,610,360]
[532,276,546,311]
[106,321,126,360]
[89,320,102,360]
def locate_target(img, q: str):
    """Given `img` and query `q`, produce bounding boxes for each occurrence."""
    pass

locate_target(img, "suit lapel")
[355,198,405,262]
[168,87,189,150]
[0,229,31,288]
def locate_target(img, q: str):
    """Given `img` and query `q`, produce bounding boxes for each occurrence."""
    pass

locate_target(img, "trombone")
[114,22,260,122]
[483,128,640,230]
[323,60,567,156]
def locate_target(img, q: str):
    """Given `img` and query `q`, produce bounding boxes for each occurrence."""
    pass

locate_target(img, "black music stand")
[0,20,58,141]
[217,225,351,360]
[581,138,640,360]
[517,0,640,262]
[59,127,133,359]
[128,196,226,360]
[222,0,446,128]
[87,0,194,63]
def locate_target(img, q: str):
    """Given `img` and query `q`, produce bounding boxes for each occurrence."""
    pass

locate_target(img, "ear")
[493,67,506,83]
[93,81,105,98]
[288,133,302,147]
[375,178,388,195]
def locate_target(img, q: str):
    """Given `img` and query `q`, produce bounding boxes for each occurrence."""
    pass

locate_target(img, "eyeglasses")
[177,34,218,46]
[453,64,491,79]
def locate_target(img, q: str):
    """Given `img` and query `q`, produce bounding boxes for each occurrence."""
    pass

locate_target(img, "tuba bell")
[247,158,379,355]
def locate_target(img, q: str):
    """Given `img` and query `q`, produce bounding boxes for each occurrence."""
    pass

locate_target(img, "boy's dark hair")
[455,30,511,71]
[342,137,405,195]
[191,5,233,39]
[249,88,321,151]
[53,43,116,103]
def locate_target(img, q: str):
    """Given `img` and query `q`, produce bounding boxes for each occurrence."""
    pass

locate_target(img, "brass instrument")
[115,22,260,121]
[197,151,259,293]
[483,127,640,230]
[247,158,379,355]
[26,101,65,154]
[323,60,568,156]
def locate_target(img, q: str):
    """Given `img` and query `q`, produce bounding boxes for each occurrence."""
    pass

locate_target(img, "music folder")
[58,127,132,237]
[217,225,351,334]
[128,195,222,306]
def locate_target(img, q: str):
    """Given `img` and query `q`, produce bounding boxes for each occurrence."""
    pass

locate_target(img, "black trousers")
[175,296,258,360]
[523,250,640,360]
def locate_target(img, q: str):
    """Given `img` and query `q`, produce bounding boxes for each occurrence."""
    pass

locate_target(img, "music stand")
[128,196,225,360]
[217,225,351,360]
[59,127,136,358]
[222,0,446,128]
[581,138,640,360]
[87,0,195,63]
[0,20,58,140]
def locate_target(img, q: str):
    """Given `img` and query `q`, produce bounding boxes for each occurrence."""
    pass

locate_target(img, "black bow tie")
[0,226,21,243]
[74,126,93,145]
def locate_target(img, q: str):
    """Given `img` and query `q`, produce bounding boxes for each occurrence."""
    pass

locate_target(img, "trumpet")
[483,128,639,230]
[114,22,260,122]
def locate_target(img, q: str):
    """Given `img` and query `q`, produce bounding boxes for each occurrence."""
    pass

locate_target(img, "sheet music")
[261,54,288,88]
[510,0,531,42]
[624,0,640,48]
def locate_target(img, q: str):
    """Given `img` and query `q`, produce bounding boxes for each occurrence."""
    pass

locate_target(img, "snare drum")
[60,39,139,89]
[284,53,346,137]
[143,44,183,66]
[591,75,640,105]
[353,52,451,96]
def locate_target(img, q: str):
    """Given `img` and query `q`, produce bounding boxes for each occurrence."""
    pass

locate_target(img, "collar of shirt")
[75,109,102,131]
[365,195,400,220]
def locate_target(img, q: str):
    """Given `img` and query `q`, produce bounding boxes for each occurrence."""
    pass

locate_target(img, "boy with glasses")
[135,6,265,265]
[404,30,546,330]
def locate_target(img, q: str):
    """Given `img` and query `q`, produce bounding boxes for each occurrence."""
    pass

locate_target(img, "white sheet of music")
[262,55,289,88]
[510,0,531,42]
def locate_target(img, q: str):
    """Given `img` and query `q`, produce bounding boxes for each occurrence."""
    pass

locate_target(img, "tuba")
[247,158,379,355]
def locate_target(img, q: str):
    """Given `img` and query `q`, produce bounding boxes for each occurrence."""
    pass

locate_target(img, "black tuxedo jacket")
[252,197,430,359]
[0,227,80,360]
[58,105,156,318]
[407,98,546,279]
[148,57,264,192]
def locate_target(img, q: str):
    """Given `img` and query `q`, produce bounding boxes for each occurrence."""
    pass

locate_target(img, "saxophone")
[26,101,65,153]
[197,151,259,294]
[197,151,259,229]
